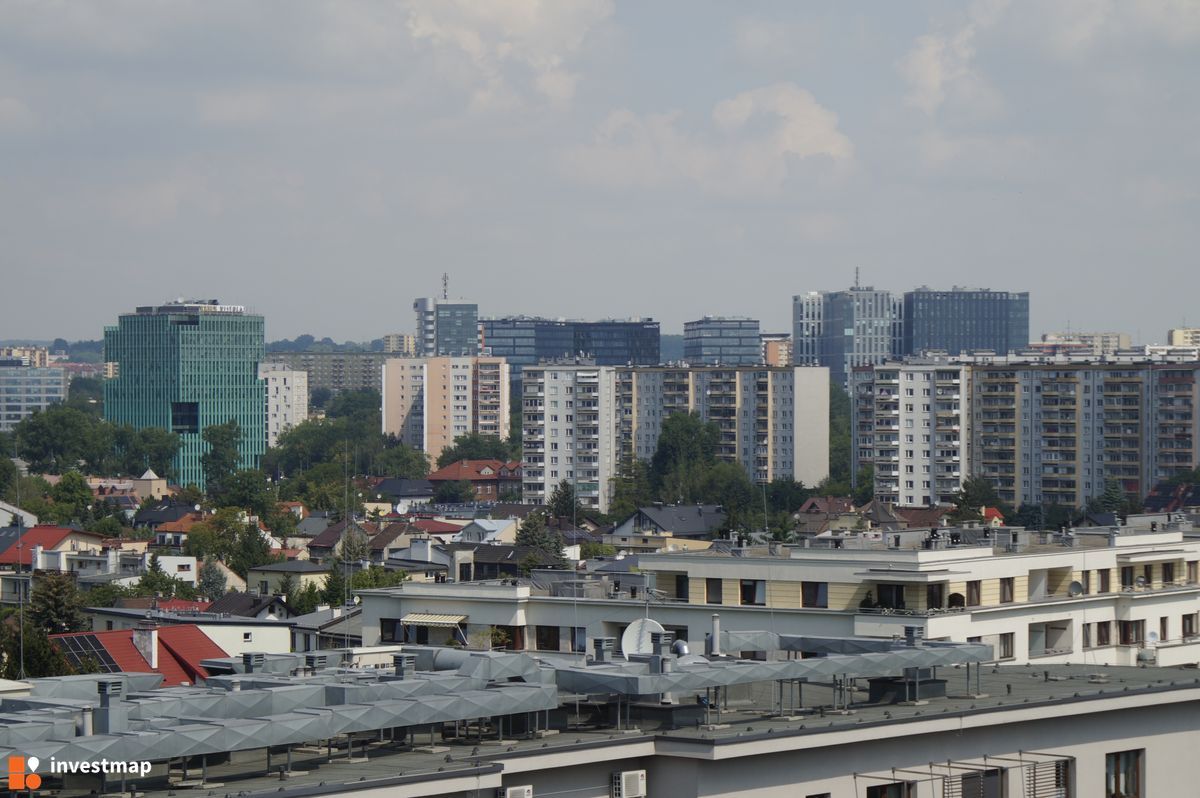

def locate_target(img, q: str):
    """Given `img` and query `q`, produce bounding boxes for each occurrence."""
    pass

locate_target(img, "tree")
[325,389,381,422]
[66,377,105,417]
[436,432,516,468]
[309,387,333,411]
[1093,480,1126,514]
[201,420,242,493]
[229,523,277,579]
[0,456,16,498]
[1,619,75,678]
[515,511,565,567]
[83,582,132,608]
[338,525,370,562]
[277,572,298,603]
[649,412,719,493]
[49,470,93,524]
[374,440,429,479]
[547,479,582,520]
[435,479,476,504]
[14,405,111,474]
[198,558,227,601]
[827,383,852,486]
[113,426,180,480]
[217,469,273,516]
[29,572,88,633]
[323,562,348,606]
[609,453,652,521]
[291,582,322,614]
[949,476,1003,524]
[133,553,198,599]
[580,542,616,559]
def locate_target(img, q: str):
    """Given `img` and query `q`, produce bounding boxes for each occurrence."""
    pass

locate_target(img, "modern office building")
[1169,328,1200,347]
[760,332,793,367]
[381,356,510,463]
[851,354,1200,508]
[270,351,389,395]
[902,286,1029,356]
[413,297,478,357]
[258,363,309,449]
[792,287,903,387]
[478,316,660,379]
[0,361,66,432]
[682,316,761,365]
[520,364,620,512]
[103,300,265,488]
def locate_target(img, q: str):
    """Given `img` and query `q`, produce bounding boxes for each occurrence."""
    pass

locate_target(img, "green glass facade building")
[104,301,266,489]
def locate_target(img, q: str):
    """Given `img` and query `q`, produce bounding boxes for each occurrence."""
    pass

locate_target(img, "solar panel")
[54,634,120,672]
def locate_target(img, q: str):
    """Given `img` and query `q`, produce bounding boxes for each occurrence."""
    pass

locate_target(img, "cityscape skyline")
[2,3,1198,341]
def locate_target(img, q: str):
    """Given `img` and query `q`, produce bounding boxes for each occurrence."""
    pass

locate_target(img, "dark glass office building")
[479,317,660,376]
[902,288,1029,356]
[683,317,762,365]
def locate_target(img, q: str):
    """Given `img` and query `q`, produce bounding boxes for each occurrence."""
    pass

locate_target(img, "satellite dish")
[1135,575,1148,589]
[1067,581,1084,597]
[1147,630,1159,648]
[621,618,666,660]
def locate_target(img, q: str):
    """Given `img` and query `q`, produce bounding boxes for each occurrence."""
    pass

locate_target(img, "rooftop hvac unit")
[612,770,647,798]
[497,787,533,798]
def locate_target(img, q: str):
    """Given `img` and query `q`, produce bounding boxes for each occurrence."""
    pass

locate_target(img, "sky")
[1,0,1198,344]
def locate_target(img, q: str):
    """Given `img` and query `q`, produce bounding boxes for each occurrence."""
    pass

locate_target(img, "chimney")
[592,637,614,663]
[710,614,722,656]
[305,653,328,672]
[393,654,416,679]
[904,626,924,647]
[242,652,265,674]
[95,680,126,734]
[650,631,674,657]
[132,622,158,669]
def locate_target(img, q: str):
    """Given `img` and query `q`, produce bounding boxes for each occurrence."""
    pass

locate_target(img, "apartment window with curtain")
[1162,562,1175,585]
[1099,570,1111,593]
[740,579,766,606]
[1096,621,1112,646]
[1105,749,1143,798]
[966,580,981,606]
[1000,577,1014,603]
[1189,561,1198,584]
[706,578,723,604]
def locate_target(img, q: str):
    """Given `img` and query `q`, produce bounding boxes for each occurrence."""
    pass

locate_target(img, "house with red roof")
[0,525,106,570]
[50,624,227,688]
[426,459,521,501]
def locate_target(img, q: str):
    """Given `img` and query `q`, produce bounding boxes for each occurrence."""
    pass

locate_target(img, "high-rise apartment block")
[381,333,417,355]
[258,363,309,449]
[1169,329,1200,348]
[0,360,66,432]
[1038,332,1131,357]
[272,352,388,395]
[478,317,660,379]
[0,346,50,368]
[520,364,620,511]
[760,333,793,367]
[522,364,830,512]
[103,300,265,488]
[682,317,761,365]
[852,356,1200,508]
[414,297,479,357]
[903,287,1029,356]
[381,357,510,464]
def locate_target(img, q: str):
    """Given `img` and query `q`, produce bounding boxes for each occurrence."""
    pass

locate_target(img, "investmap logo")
[7,756,41,791]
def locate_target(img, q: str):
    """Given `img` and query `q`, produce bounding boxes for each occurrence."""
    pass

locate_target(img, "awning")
[1117,549,1185,563]
[401,613,467,627]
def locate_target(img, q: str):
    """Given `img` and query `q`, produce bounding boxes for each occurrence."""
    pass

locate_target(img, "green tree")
[14,405,111,474]
[608,453,652,521]
[217,469,273,515]
[113,426,180,480]
[436,432,516,468]
[374,440,430,478]
[133,553,196,599]
[277,572,298,602]
[338,524,370,562]
[1092,480,1126,514]
[649,412,720,494]
[547,479,582,520]
[29,572,88,633]
[515,511,566,567]
[229,523,277,579]
[198,558,227,601]
[435,479,476,504]
[184,508,243,562]
[0,456,16,498]
[66,377,105,417]
[827,383,852,486]
[291,582,322,614]
[324,388,381,422]
[49,470,93,524]
[82,582,132,608]
[949,476,1003,524]
[309,387,333,411]
[201,420,242,494]
[580,542,616,559]
[350,564,409,589]
[323,561,349,606]
[2,620,76,678]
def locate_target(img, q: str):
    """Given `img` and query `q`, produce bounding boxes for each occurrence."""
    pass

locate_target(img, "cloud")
[404,0,613,107]
[732,16,820,66]
[898,0,1008,116]
[561,83,852,196]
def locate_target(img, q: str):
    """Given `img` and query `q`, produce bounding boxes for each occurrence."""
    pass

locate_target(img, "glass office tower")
[104,300,266,489]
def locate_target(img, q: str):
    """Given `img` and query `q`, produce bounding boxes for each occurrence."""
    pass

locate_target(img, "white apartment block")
[521,364,619,512]
[1168,327,1200,347]
[622,365,830,486]
[381,356,510,463]
[851,363,969,507]
[1040,331,1132,356]
[258,363,308,448]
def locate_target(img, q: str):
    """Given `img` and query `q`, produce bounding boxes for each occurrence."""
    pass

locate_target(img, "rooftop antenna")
[854,266,860,289]
[442,272,449,301]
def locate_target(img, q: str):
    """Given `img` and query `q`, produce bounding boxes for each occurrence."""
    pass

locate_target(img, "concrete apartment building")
[682,316,761,365]
[271,352,389,395]
[0,360,66,432]
[760,332,792,367]
[258,363,308,448]
[1038,331,1132,357]
[852,355,1200,508]
[381,356,510,464]
[380,333,416,355]
[1168,327,1200,347]
[522,364,830,513]
[0,345,50,367]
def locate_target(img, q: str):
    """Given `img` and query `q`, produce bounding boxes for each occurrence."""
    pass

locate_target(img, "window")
[1105,749,1142,798]
[706,578,723,604]
[1189,561,1198,584]
[740,579,766,606]
[1083,623,1092,648]
[1099,569,1111,593]
[1120,566,1134,589]
[1163,562,1175,585]
[1000,577,1014,603]
[1096,621,1111,646]
[1082,570,1091,594]
[1118,620,1144,645]
[966,580,981,606]
[674,574,689,601]
[1184,614,1197,638]
[1160,616,1169,643]
[999,632,1014,659]
[802,582,828,608]
[866,782,912,798]
[243,632,253,643]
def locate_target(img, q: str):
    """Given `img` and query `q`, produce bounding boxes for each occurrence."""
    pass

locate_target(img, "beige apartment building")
[1169,328,1200,347]
[381,356,510,463]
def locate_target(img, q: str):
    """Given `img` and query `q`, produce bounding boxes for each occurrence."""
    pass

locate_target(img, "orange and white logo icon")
[7,756,41,791]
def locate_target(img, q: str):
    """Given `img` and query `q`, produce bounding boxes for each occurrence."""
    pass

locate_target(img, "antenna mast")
[442,273,449,300]
[854,266,860,289]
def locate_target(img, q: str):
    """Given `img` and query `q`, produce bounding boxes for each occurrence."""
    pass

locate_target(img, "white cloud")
[404,0,613,107]
[898,0,1008,116]
[732,16,820,66]
[561,83,852,197]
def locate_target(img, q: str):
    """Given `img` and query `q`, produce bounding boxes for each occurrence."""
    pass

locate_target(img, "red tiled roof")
[426,459,521,482]
[411,519,461,534]
[0,526,101,565]
[156,513,206,533]
[982,506,1005,522]
[895,506,952,527]
[50,625,226,687]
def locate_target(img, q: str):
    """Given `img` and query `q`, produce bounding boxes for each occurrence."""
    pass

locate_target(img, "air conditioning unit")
[612,770,647,798]
[497,787,533,798]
